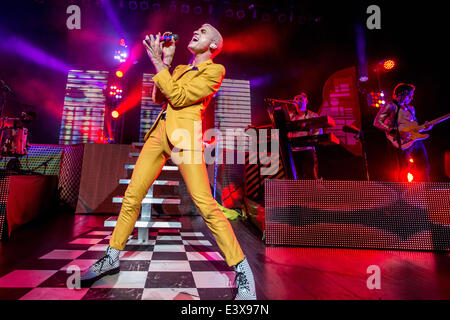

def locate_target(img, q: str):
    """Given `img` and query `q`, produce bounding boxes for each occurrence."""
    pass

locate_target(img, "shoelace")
[235,272,250,292]
[93,254,114,271]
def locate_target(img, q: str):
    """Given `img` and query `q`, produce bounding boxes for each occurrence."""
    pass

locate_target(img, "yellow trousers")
[109,119,245,267]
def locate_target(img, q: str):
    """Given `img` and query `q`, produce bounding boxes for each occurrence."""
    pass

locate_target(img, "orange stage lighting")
[116,70,123,78]
[111,110,120,119]
[383,59,396,70]
[407,172,414,182]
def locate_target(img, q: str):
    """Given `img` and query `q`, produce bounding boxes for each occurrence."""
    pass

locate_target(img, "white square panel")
[69,238,103,245]
[180,232,205,237]
[186,252,224,261]
[148,260,191,272]
[142,288,199,300]
[91,271,148,288]
[153,245,186,252]
[60,259,98,271]
[157,235,182,241]
[39,250,86,260]
[87,231,112,236]
[120,251,153,260]
[126,239,156,245]
[183,240,212,246]
[88,244,109,251]
[192,271,236,288]
[19,288,89,300]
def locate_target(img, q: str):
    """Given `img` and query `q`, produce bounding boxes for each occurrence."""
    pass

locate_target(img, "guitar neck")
[418,113,450,129]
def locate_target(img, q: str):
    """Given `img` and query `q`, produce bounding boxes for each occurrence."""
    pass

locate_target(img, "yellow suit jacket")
[144,59,225,151]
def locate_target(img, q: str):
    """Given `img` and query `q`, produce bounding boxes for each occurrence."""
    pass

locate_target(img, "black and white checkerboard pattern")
[0,228,237,300]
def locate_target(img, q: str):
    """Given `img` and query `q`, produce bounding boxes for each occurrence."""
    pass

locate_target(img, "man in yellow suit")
[81,24,256,300]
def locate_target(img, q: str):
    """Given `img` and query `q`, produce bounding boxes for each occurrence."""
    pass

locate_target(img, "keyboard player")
[287,92,322,179]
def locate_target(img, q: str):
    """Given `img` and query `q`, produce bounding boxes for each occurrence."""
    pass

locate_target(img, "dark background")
[0,0,448,181]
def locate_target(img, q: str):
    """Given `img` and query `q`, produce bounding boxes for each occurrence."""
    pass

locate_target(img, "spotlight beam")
[0,28,71,73]
[101,0,126,40]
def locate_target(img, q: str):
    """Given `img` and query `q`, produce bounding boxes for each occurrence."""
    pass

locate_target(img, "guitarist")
[373,83,431,181]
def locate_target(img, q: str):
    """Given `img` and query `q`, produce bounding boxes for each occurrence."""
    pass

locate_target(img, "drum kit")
[0,114,34,157]
[0,78,35,161]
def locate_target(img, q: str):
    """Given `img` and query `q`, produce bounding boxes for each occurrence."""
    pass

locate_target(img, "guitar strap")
[392,100,405,181]
[393,100,403,148]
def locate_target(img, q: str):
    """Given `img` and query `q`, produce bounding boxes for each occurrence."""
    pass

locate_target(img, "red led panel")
[265,180,450,251]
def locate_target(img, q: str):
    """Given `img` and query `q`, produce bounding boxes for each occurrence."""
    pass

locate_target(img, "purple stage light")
[250,75,273,87]
[0,30,71,73]
[101,0,126,40]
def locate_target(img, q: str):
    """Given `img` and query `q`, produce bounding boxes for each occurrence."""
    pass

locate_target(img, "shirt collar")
[188,59,213,70]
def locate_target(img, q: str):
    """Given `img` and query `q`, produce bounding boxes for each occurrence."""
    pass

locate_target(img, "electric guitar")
[387,113,450,149]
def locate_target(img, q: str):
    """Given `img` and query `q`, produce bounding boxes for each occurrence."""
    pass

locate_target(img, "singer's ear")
[210,42,217,49]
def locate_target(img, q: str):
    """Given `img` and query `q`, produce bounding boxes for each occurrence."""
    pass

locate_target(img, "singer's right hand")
[143,32,163,66]
[160,31,176,66]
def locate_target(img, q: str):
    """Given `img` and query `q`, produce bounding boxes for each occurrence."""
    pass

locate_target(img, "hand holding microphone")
[143,31,178,68]
[159,33,179,43]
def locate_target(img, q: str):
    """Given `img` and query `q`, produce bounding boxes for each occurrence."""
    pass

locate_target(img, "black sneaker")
[80,246,120,287]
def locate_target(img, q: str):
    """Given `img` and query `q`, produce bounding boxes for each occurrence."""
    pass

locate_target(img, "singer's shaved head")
[188,24,224,58]
[202,24,223,57]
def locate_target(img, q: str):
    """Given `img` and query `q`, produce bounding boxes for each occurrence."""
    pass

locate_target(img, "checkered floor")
[0,228,237,300]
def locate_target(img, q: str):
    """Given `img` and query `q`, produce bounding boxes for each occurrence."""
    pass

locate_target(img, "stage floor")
[0,213,449,300]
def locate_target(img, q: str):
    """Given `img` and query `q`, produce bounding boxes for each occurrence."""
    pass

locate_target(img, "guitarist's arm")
[374,103,411,141]
[373,103,396,133]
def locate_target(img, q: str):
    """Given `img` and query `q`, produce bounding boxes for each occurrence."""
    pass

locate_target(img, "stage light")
[119,38,127,47]
[359,75,369,82]
[409,158,414,163]
[111,110,120,119]
[114,50,128,63]
[109,85,123,99]
[383,59,396,70]
[407,172,414,182]
[116,70,123,78]
[369,91,385,107]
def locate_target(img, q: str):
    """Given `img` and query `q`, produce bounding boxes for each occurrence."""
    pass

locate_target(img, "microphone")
[159,34,179,42]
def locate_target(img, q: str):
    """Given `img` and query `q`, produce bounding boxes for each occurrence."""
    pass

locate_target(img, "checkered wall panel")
[0,171,11,240]
[59,144,84,209]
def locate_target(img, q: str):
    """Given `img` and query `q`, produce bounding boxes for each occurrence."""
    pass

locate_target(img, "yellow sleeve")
[152,64,225,108]
[152,66,183,105]
[152,84,167,105]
